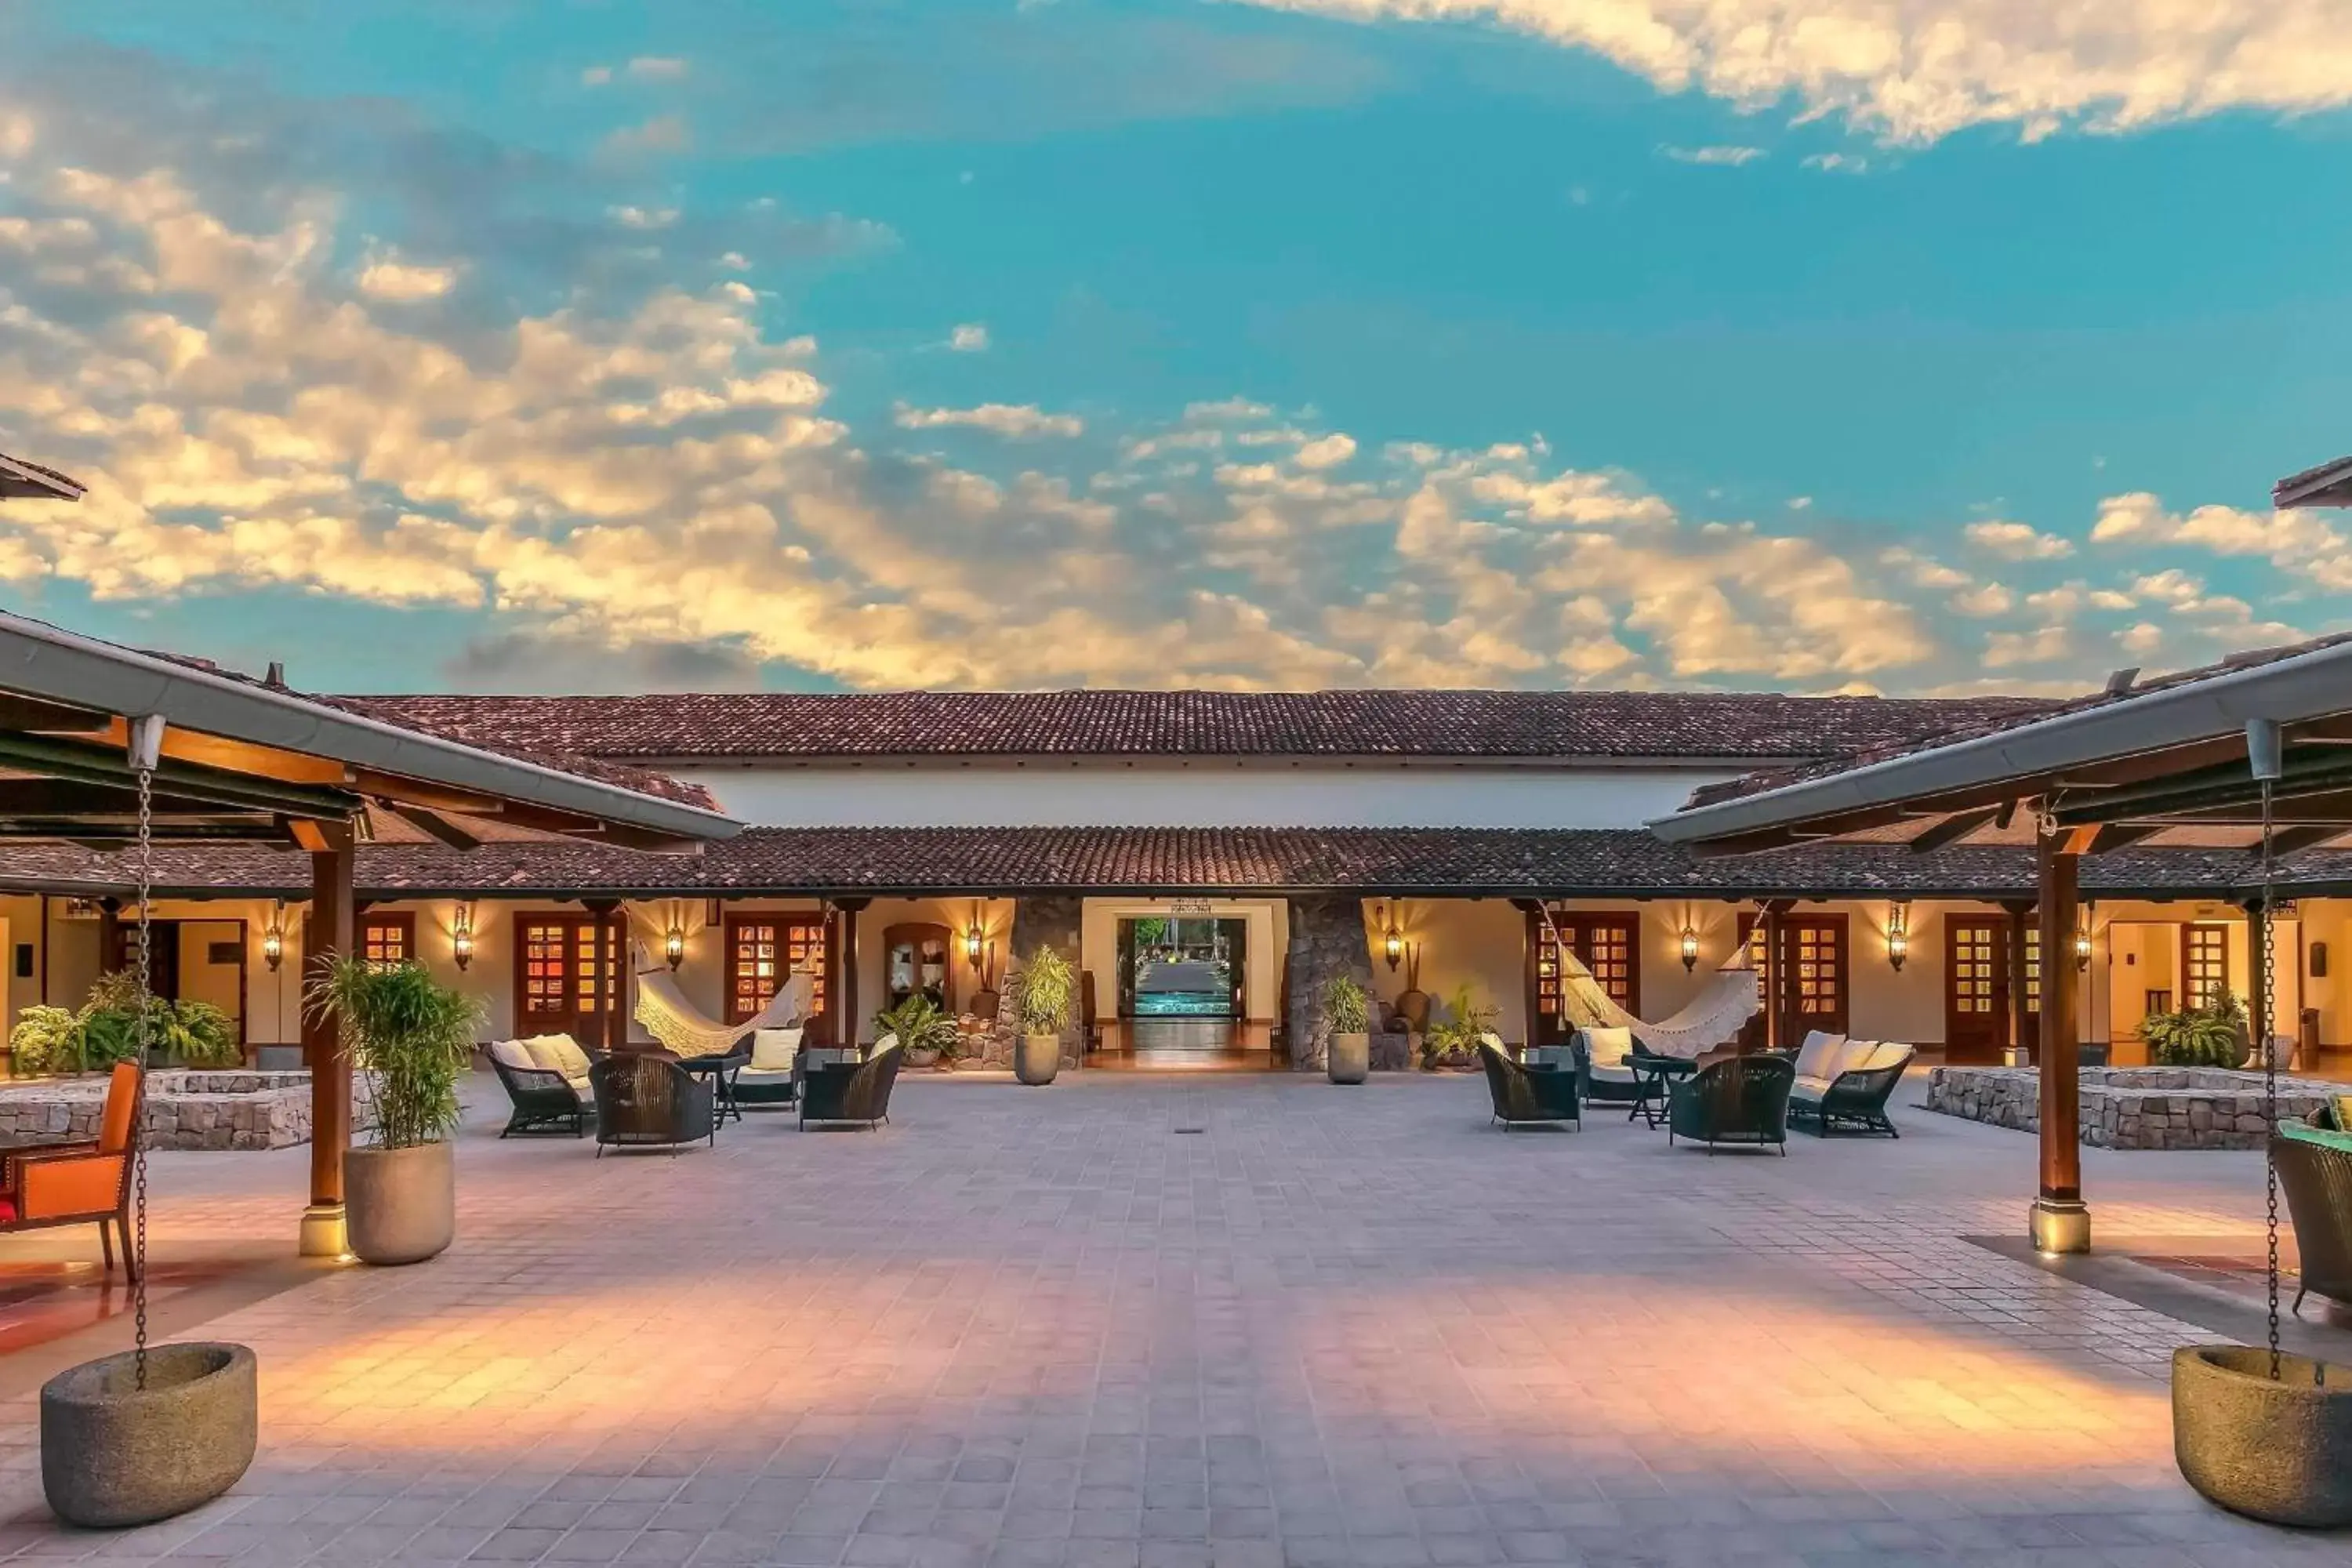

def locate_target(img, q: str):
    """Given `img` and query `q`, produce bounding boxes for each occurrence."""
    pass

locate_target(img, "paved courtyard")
[0,1069,2344,1566]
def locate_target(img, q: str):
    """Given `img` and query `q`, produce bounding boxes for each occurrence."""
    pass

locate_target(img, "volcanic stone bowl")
[42,1342,257,1528]
[2173,1345,2352,1529]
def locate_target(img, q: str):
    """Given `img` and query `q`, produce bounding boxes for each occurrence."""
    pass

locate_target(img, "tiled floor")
[0,1069,2345,1565]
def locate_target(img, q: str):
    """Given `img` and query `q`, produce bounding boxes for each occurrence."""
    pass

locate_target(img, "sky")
[1,1,2349,698]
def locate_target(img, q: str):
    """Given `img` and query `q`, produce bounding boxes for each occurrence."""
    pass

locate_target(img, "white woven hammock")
[634,966,812,1058]
[1553,941,1760,1056]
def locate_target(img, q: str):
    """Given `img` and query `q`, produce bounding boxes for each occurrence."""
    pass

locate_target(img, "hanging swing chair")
[38,720,257,1530]
[2171,720,2352,1529]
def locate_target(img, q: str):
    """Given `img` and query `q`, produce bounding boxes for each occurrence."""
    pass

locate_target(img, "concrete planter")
[1015,1033,1061,1085]
[42,1342,256,1528]
[1327,1033,1370,1084]
[346,1140,455,1265]
[2172,1345,2352,1527]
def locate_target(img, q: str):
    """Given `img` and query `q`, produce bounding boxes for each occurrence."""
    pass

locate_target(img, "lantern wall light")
[663,924,687,970]
[452,904,475,972]
[1679,925,1700,972]
[2074,922,2093,971]
[261,901,286,972]
[964,925,984,965]
[1378,902,1405,971]
[1886,902,1910,972]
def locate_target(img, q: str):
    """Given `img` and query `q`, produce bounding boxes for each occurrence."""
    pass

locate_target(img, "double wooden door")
[1737,913,1849,1050]
[1527,909,1640,1046]
[1944,915,2042,1065]
[514,913,621,1044]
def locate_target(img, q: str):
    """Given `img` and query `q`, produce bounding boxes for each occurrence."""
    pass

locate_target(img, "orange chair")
[0,1062,142,1279]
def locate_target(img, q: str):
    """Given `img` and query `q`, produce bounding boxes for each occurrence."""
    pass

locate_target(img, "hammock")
[1544,914,1760,1055]
[634,965,812,1058]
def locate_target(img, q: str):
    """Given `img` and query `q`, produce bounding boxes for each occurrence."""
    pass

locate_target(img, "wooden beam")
[1908,807,2000,855]
[2083,822,2165,855]
[2271,824,2347,856]
[300,841,354,1258]
[2034,836,2088,1252]
[289,816,356,855]
[86,716,355,787]
[376,800,481,851]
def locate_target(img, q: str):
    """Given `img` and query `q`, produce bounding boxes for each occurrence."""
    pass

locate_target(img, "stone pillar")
[1283,895,1376,1072]
[985,895,1085,1069]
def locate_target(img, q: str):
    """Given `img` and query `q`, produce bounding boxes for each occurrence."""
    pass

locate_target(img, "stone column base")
[2029,1196,2091,1255]
[298,1201,349,1258]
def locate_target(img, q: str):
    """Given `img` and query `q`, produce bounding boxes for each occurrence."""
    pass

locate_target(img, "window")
[1949,920,2000,1018]
[1790,920,1842,1022]
[515,913,614,1033]
[725,914,828,1025]
[360,912,415,970]
[2022,927,2043,1016]
[1534,908,1640,1029]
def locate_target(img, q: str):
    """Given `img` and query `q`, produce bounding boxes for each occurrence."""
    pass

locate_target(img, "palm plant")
[1017,945,1077,1036]
[307,956,482,1149]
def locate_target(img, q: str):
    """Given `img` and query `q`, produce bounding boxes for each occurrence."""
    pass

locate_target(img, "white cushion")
[1791,1074,1836,1101]
[1792,1030,1847,1081]
[867,1036,902,1064]
[1578,1026,1633,1069]
[488,1039,535,1073]
[737,1066,795,1086]
[751,1028,804,1072]
[540,1034,595,1080]
[1852,1042,1912,1075]
[1587,1063,1638,1086]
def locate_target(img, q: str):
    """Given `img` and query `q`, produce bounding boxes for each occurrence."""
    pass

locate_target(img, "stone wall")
[0,1069,378,1150]
[1924,1065,2338,1150]
[1283,895,1376,1072]
[983,895,1087,1070]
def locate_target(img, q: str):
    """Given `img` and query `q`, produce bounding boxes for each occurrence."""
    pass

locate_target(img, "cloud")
[1294,433,1357,470]
[947,322,989,353]
[580,65,613,87]
[1660,143,1765,166]
[600,114,690,158]
[1802,153,1870,174]
[608,205,679,230]
[1965,519,2074,560]
[894,403,1087,439]
[1240,0,2352,143]
[626,56,690,82]
[354,252,459,302]
[2092,492,2352,590]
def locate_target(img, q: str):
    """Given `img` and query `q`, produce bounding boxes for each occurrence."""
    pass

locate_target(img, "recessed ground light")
[1173,1126,1206,1134]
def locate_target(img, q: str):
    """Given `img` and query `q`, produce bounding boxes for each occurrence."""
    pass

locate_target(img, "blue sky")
[1,0,2348,695]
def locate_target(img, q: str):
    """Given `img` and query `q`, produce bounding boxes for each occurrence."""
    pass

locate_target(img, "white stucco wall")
[666,761,1740,829]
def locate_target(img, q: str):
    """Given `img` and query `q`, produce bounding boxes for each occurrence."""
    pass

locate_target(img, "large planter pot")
[904,1047,941,1070]
[1015,1033,1061,1086]
[2173,1345,2352,1527]
[1327,1032,1370,1085]
[346,1140,455,1266]
[42,1342,257,1528]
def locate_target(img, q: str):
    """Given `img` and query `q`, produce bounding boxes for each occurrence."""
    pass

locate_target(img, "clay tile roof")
[2,826,2343,900]
[336,689,2056,763]
[2275,454,2352,509]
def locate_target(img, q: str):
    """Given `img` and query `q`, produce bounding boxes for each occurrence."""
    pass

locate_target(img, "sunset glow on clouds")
[0,3,2344,696]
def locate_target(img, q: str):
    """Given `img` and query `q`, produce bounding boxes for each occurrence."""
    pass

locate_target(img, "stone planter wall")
[0,1069,377,1150]
[1924,1065,2337,1150]
[982,896,1086,1070]
[1283,895,1377,1073]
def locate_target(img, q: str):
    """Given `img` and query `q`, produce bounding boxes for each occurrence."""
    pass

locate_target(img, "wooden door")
[1946,916,2006,1065]
[514,913,617,1043]
[2183,923,2231,1008]
[723,913,828,1025]
[1221,918,1247,1018]
[1530,908,1641,1045]
[1740,913,1849,1048]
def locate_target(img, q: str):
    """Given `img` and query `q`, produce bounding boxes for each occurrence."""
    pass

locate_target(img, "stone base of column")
[2029,1196,2091,1255]
[298,1201,349,1258]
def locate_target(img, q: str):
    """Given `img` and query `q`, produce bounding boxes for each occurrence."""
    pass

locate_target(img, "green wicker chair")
[1475,1039,1581,1130]
[1668,1054,1794,1155]
[2279,1116,2352,1316]
[1789,1044,1915,1138]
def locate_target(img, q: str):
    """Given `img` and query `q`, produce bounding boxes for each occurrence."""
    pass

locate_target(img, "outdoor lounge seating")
[1787,1033,1915,1138]
[2279,1113,2352,1316]
[0,1061,140,1278]
[733,1026,802,1109]
[1476,1037,1579,1129]
[1668,1053,1795,1154]
[487,1033,597,1137]
[590,1051,716,1153]
[800,1036,903,1130]
[1573,1025,1644,1111]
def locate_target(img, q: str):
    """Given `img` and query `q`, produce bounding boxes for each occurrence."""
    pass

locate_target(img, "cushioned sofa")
[486,1032,598,1137]
[1785,1031,1916,1138]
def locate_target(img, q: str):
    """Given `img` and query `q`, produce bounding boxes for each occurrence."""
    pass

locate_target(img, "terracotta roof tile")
[337,689,2056,763]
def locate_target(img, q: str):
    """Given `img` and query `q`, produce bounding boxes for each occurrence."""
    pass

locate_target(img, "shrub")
[1320,975,1369,1035]
[1017,946,1076,1036]
[1421,982,1495,1066]
[7,969,244,1073]
[2140,992,2249,1068]
[874,993,961,1059]
[309,956,482,1149]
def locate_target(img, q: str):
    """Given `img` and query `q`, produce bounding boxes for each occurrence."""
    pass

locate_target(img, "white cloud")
[894,403,1086,439]
[1951,583,2014,617]
[1802,153,1870,174]
[1965,519,2074,560]
[354,252,458,302]
[1294,433,1357,470]
[1240,0,2352,143]
[947,322,989,353]
[1661,143,1765,166]
[608,205,680,230]
[1185,397,1274,422]
[627,56,690,82]
[580,65,614,87]
[600,114,690,158]
[2092,492,2352,590]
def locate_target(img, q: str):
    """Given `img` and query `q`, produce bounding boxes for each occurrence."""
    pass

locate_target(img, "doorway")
[1119,916,1241,1018]
[107,918,248,1048]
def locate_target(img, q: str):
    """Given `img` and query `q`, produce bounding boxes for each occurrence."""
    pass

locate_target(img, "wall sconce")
[261,902,285,972]
[1379,902,1404,971]
[1679,925,1700,972]
[1886,902,1910,972]
[663,923,687,970]
[2074,922,2093,971]
[964,925,984,966]
[452,905,475,972]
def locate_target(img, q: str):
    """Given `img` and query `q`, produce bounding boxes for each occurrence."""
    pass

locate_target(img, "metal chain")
[2260,777,2281,1383]
[133,762,154,1392]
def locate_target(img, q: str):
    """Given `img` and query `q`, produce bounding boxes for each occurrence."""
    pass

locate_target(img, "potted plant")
[1420,983,1492,1071]
[8,971,243,1075]
[1323,975,1370,1084]
[874,994,959,1070]
[1014,945,1075,1086]
[309,956,481,1266]
[2141,993,2249,1068]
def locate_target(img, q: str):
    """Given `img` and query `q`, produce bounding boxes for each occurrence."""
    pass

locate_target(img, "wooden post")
[835,897,869,1049]
[582,898,627,1053]
[2245,896,2269,1073]
[1761,902,1785,1052]
[2032,830,2089,1254]
[296,821,354,1258]
[2003,898,2032,1065]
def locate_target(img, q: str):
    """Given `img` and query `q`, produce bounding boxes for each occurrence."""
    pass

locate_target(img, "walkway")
[0,1072,2341,1565]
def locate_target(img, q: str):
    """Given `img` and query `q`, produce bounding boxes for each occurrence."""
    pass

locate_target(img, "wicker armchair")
[1788,1043,1915,1138]
[0,1062,140,1278]
[2278,1119,2352,1316]
[590,1051,716,1154]
[488,1038,590,1138]
[1668,1054,1795,1154]
[1573,1026,1645,1111]
[800,1039,903,1130]
[1475,1039,1580,1130]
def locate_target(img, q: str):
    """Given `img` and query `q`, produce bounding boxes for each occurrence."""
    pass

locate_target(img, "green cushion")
[2281,1120,2352,1156]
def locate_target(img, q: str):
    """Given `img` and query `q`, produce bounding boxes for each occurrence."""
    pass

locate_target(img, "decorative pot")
[1327,1032,1370,1085]
[42,1342,257,1528]
[346,1140,455,1266]
[2173,1345,2352,1527]
[1016,1033,1061,1085]
[905,1047,941,1069]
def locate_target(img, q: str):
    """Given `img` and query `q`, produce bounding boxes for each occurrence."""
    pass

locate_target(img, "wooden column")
[2002,898,2033,1064]
[835,897,869,1048]
[583,898,628,1053]
[1761,902,1785,1051]
[2245,896,2270,1071]
[2033,830,2090,1254]
[297,822,354,1258]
